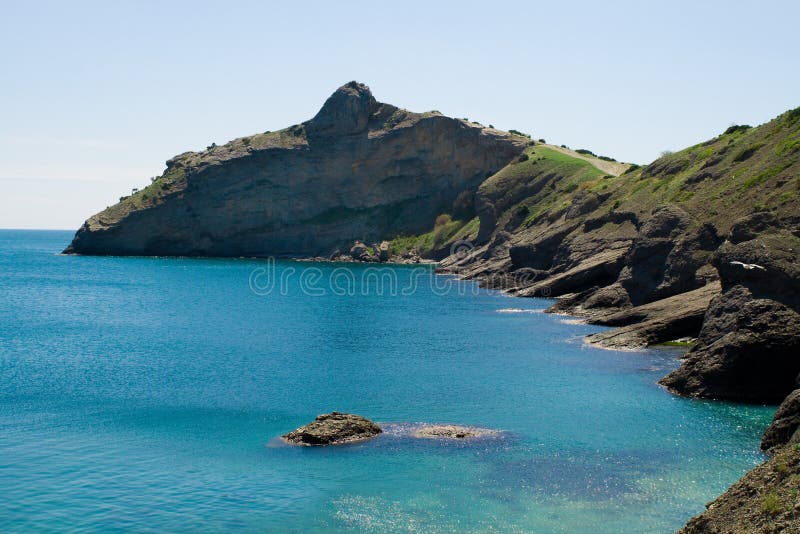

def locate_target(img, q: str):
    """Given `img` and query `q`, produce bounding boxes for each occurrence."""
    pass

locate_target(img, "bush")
[561,144,569,149]
[435,214,452,227]
[538,138,546,143]
[724,124,752,135]
[598,155,617,162]
[489,124,494,129]
[515,204,530,218]
[509,129,531,138]
[623,164,641,174]
[576,148,596,156]
[518,153,530,162]
[762,491,782,514]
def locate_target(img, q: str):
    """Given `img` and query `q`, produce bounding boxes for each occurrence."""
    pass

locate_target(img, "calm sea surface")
[0,230,774,532]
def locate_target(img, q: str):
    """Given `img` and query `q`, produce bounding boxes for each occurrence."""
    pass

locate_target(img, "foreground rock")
[282,412,382,446]
[411,424,498,439]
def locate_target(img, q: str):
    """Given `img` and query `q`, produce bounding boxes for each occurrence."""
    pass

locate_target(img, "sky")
[1,1,798,229]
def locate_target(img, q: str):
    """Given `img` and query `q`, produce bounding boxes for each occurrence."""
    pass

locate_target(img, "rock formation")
[660,223,800,402]
[282,412,382,446]
[411,424,498,439]
[64,82,526,257]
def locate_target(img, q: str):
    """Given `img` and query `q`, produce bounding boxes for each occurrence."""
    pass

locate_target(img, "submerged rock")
[282,412,382,446]
[411,424,497,439]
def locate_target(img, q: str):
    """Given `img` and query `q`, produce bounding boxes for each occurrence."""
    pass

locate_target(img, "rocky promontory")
[64,82,526,257]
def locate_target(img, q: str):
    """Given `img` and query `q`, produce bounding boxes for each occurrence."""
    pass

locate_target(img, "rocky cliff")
[64,82,527,257]
[433,108,800,404]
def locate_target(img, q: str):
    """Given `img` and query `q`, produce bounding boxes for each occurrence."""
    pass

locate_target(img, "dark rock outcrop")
[762,389,800,453]
[282,412,382,446]
[660,230,800,402]
[64,82,526,257]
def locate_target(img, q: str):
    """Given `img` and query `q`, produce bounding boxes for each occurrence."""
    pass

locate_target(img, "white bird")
[730,261,766,271]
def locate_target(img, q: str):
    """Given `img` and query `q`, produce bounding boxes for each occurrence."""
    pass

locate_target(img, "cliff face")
[660,221,800,402]
[433,109,800,404]
[64,82,526,257]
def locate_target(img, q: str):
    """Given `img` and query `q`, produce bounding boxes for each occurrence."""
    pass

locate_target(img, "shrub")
[576,148,596,156]
[509,129,531,138]
[515,204,530,218]
[724,124,752,135]
[489,124,494,129]
[660,150,674,158]
[207,142,217,150]
[623,164,641,174]
[538,138,546,143]
[598,155,617,162]
[561,144,568,149]
[435,214,452,227]
[762,491,782,514]
[242,137,251,146]
[150,176,157,183]
[518,153,530,162]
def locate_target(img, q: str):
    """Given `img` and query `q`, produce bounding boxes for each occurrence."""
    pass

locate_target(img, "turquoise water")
[0,230,775,532]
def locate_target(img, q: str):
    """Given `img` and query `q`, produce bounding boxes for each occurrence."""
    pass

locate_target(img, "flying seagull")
[730,261,766,271]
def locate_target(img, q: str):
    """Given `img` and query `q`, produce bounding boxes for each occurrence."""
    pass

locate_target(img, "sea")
[0,230,775,532]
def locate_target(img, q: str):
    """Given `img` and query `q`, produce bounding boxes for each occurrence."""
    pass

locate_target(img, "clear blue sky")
[2,0,798,229]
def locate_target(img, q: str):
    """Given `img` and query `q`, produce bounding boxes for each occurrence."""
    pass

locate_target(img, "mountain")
[64,82,526,257]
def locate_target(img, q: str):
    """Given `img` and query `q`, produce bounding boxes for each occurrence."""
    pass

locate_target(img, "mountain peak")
[306,81,379,139]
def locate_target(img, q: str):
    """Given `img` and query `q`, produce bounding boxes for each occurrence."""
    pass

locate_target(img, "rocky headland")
[64,82,525,257]
[66,83,800,531]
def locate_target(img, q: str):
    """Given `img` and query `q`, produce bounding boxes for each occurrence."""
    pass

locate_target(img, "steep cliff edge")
[64,82,527,257]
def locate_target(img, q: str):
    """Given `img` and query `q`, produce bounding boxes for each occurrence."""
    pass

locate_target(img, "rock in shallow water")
[411,424,498,439]
[282,412,382,446]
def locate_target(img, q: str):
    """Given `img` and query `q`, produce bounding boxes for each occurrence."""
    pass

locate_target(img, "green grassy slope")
[400,106,800,257]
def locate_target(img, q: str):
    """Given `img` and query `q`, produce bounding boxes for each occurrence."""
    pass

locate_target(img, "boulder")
[376,241,391,262]
[762,389,800,453]
[282,412,382,446]
[349,241,370,261]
